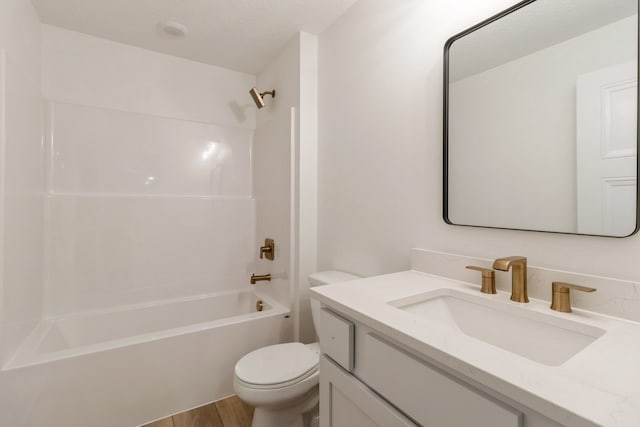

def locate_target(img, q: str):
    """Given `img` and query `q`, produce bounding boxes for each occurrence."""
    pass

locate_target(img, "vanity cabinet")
[318,308,563,427]
[320,355,417,427]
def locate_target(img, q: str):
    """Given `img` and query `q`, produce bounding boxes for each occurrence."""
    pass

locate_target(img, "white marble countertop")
[310,270,640,427]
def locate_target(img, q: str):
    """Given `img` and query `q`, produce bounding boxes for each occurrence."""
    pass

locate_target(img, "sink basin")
[389,289,605,366]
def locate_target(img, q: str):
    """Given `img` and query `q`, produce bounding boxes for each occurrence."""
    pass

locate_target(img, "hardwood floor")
[215,396,254,427]
[143,396,253,427]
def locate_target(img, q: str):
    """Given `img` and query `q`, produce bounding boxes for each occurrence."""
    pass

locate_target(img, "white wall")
[42,25,256,129]
[318,0,640,283]
[254,32,319,342]
[449,16,636,232]
[297,33,319,342]
[0,0,44,364]
[253,32,300,327]
[42,26,259,315]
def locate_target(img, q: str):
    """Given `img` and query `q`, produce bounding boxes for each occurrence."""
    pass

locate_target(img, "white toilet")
[233,271,359,427]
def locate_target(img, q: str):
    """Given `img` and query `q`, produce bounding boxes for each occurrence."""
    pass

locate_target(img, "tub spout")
[250,273,271,285]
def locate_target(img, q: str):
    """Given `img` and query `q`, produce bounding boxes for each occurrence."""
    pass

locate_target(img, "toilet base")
[251,386,318,427]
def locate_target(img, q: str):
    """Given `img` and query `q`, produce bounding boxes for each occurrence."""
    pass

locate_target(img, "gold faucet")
[493,256,528,303]
[465,266,496,294]
[550,282,596,313]
[250,273,271,285]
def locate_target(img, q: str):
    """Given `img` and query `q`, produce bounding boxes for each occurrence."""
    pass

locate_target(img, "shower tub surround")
[44,102,256,315]
[0,101,293,426]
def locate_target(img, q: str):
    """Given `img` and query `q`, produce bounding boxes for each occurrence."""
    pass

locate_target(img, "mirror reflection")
[445,0,639,237]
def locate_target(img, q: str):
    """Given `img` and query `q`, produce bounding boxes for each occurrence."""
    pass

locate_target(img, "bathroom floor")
[142,395,253,427]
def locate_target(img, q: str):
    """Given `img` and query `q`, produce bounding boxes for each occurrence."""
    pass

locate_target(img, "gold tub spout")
[250,273,271,285]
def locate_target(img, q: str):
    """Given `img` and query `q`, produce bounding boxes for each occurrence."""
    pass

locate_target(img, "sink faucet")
[550,282,596,313]
[492,256,528,303]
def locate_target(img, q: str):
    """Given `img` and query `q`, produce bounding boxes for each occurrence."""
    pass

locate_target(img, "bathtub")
[1,289,291,427]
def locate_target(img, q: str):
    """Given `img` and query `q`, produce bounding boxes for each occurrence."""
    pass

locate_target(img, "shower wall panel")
[0,0,45,364]
[48,102,252,197]
[253,109,293,309]
[45,102,255,316]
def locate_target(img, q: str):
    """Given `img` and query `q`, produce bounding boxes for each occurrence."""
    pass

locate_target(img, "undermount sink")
[389,289,605,366]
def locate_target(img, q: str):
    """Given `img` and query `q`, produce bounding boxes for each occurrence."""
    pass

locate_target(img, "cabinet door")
[356,333,522,427]
[320,355,417,427]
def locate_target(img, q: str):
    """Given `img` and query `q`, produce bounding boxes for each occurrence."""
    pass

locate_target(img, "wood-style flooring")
[142,395,254,427]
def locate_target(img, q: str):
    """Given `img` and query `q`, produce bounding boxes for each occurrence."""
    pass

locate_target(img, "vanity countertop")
[310,270,640,427]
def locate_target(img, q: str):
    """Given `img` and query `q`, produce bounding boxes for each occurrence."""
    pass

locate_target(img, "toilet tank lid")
[309,271,359,287]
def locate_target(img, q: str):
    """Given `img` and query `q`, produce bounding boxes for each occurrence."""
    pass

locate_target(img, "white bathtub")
[1,289,291,427]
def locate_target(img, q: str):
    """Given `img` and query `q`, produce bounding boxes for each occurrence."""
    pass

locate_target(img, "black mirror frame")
[442,0,640,238]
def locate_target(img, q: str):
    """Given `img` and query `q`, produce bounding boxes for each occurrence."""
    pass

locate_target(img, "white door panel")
[577,61,637,236]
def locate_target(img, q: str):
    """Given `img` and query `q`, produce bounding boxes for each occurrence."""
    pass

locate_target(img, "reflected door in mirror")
[577,61,637,235]
[444,0,639,237]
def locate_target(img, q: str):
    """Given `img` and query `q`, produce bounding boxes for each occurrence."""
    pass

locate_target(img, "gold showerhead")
[249,87,276,109]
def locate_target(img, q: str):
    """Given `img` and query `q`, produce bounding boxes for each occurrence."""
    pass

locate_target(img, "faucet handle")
[466,266,496,294]
[550,282,596,313]
[259,238,275,260]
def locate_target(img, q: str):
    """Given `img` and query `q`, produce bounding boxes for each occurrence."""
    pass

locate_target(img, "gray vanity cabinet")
[354,333,521,426]
[319,355,417,427]
[318,308,564,427]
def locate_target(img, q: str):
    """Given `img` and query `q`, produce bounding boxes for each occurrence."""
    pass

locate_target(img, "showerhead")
[249,87,276,109]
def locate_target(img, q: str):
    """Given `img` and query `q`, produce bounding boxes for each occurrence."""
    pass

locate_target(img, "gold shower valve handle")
[259,238,275,260]
[550,282,596,313]
[466,266,496,294]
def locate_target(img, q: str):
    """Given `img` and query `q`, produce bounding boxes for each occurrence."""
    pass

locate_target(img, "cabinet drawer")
[357,333,522,427]
[320,355,417,427]
[318,308,354,371]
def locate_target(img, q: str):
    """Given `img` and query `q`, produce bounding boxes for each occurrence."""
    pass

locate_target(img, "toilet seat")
[235,343,319,389]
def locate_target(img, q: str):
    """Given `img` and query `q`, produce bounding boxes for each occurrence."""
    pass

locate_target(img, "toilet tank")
[309,271,359,334]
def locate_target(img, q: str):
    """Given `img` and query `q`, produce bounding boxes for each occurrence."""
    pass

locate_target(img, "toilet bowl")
[233,271,359,427]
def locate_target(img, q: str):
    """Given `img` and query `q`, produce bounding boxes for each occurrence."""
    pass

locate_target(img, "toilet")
[233,271,359,427]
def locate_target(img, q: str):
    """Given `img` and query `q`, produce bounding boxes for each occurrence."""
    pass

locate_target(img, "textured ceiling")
[32,0,358,74]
